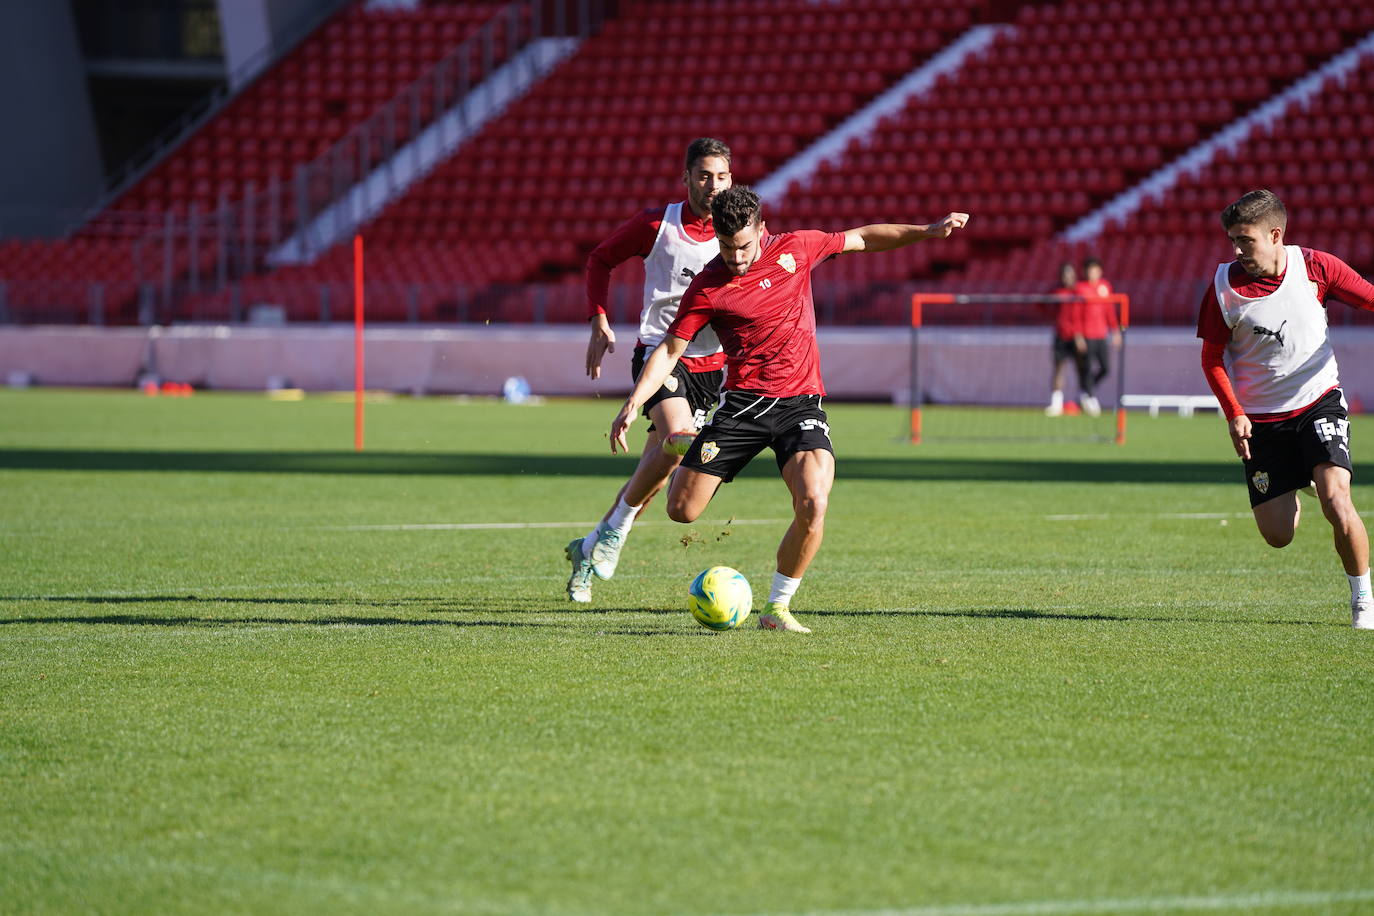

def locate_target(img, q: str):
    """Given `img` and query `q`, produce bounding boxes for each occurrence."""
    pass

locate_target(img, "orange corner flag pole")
[353,233,365,452]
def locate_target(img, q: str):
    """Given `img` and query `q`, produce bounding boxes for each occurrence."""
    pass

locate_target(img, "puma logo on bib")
[1252,320,1287,347]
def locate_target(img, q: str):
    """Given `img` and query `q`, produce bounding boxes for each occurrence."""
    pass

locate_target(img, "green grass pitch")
[2,389,1372,915]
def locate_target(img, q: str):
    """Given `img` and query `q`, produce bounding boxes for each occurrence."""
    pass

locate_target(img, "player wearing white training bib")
[565,138,732,604]
[1197,190,1374,629]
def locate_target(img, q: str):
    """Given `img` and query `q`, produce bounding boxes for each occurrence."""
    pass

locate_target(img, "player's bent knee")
[1259,528,1294,548]
[667,498,701,524]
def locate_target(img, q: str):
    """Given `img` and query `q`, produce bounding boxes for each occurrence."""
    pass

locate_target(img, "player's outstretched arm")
[585,313,617,379]
[841,213,970,253]
[610,336,688,453]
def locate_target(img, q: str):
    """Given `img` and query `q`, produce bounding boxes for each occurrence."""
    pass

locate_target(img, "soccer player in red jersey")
[1196,189,1374,629]
[611,187,970,632]
[1046,261,1084,416]
[1070,257,1121,417]
[565,139,734,603]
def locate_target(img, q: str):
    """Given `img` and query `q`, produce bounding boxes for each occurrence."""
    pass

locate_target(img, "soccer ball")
[688,566,752,631]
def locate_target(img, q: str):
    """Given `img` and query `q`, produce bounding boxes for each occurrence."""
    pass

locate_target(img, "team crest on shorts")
[662,375,679,392]
[777,253,797,273]
[1251,471,1269,494]
[700,441,720,463]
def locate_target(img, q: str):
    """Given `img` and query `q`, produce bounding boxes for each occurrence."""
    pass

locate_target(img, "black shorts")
[681,391,834,483]
[1243,388,1353,507]
[631,344,723,432]
[1052,336,1078,361]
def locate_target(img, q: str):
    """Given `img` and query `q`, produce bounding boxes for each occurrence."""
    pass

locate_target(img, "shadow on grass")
[0,596,1337,629]
[0,447,1249,484]
[0,613,563,629]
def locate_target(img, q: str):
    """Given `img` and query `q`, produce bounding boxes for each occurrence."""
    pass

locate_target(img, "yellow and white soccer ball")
[688,566,752,631]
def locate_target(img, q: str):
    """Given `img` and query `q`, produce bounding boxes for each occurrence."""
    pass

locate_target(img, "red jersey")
[1049,285,1082,340]
[1195,247,1374,346]
[1072,279,1118,339]
[584,201,714,320]
[669,230,846,397]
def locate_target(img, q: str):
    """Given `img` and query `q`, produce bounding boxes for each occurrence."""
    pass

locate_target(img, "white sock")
[1049,390,1063,407]
[607,497,641,534]
[1348,570,1371,601]
[583,498,641,553]
[769,571,801,607]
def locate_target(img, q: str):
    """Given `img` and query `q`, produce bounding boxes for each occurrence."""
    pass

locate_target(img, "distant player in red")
[1070,257,1120,417]
[565,138,733,603]
[1196,189,1374,629]
[1045,261,1084,416]
[611,186,970,632]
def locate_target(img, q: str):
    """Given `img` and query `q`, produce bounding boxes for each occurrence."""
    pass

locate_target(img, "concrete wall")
[0,3,104,237]
[217,0,334,88]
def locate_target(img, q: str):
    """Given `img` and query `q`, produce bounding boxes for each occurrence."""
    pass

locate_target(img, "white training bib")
[1213,245,1339,414]
[640,202,721,357]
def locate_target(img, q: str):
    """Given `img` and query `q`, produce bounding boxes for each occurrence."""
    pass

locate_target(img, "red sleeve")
[585,208,662,319]
[668,276,712,343]
[795,229,847,267]
[1304,248,1374,311]
[1201,340,1243,419]
[1101,281,1119,331]
[1195,284,1231,346]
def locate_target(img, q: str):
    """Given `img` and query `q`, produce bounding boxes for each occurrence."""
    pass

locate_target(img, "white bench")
[1120,394,1222,418]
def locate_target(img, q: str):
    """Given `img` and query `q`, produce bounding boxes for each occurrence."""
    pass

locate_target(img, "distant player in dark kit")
[611,186,969,632]
[564,138,733,604]
[1196,189,1374,629]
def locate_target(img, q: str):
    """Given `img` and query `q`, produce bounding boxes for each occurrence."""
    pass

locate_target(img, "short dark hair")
[1083,256,1102,271]
[711,186,761,236]
[1221,189,1287,230]
[685,137,731,173]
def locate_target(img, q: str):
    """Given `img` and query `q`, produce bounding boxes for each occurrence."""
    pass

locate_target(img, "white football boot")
[1353,596,1374,630]
[759,603,812,633]
[564,537,594,603]
[588,522,625,580]
[1080,394,1101,417]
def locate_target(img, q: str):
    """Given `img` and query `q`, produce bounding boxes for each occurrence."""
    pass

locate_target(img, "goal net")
[906,292,1129,444]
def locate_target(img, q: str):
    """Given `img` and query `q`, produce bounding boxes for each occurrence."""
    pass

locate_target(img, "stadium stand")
[3,0,1374,327]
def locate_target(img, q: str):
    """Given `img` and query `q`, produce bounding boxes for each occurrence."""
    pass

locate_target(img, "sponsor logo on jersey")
[700,441,720,463]
[777,253,797,274]
[680,267,697,282]
[1251,471,1269,494]
[1252,319,1287,347]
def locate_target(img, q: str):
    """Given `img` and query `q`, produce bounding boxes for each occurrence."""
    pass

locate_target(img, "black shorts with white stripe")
[1243,387,1353,507]
[631,344,723,432]
[681,391,833,483]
